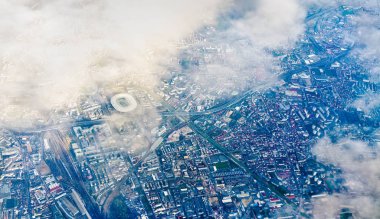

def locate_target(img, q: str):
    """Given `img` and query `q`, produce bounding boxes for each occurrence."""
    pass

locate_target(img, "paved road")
[101,121,187,217]
[10,12,350,217]
[12,41,350,135]
[187,122,295,206]
[80,38,353,217]
[161,87,255,117]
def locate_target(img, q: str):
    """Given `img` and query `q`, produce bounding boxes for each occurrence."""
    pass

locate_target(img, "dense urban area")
[1,3,380,219]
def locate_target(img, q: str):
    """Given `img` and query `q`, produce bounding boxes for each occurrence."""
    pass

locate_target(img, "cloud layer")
[352,12,380,82]
[312,137,380,218]
[184,0,306,97]
[347,2,380,113]
[235,0,306,49]
[351,93,380,114]
[0,0,229,127]
[0,0,311,127]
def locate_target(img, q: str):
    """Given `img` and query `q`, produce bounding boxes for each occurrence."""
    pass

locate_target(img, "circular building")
[110,93,138,113]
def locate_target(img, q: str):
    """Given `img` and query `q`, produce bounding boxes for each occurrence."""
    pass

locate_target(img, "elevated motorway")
[9,14,351,217]
[46,40,352,217]
[101,121,187,217]
[188,122,295,205]
[10,41,350,136]
[161,86,256,117]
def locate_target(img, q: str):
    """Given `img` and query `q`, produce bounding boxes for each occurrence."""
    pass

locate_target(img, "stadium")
[110,93,138,113]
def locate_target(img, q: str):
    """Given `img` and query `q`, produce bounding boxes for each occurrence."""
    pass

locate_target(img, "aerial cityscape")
[0,0,380,218]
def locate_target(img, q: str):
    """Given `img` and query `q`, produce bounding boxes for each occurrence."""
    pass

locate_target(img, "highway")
[11,10,350,217]
[161,87,256,117]
[101,121,188,217]
[12,40,350,135]
[11,42,350,218]
[70,37,352,217]
[187,122,295,206]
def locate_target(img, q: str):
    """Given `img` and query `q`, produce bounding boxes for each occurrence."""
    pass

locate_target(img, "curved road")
[11,9,350,218]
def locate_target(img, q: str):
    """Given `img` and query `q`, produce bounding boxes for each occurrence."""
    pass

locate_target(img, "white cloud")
[235,0,306,49]
[343,3,380,113]
[187,0,306,97]
[351,93,380,113]
[352,13,380,82]
[312,137,380,218]
[303,0,380,72]
[0,0,230,128]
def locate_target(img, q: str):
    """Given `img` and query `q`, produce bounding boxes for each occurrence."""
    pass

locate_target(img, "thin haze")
[312,137,380,218]
[187,0,306,97]
[344,1,380,113]
[0,0,229,127]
